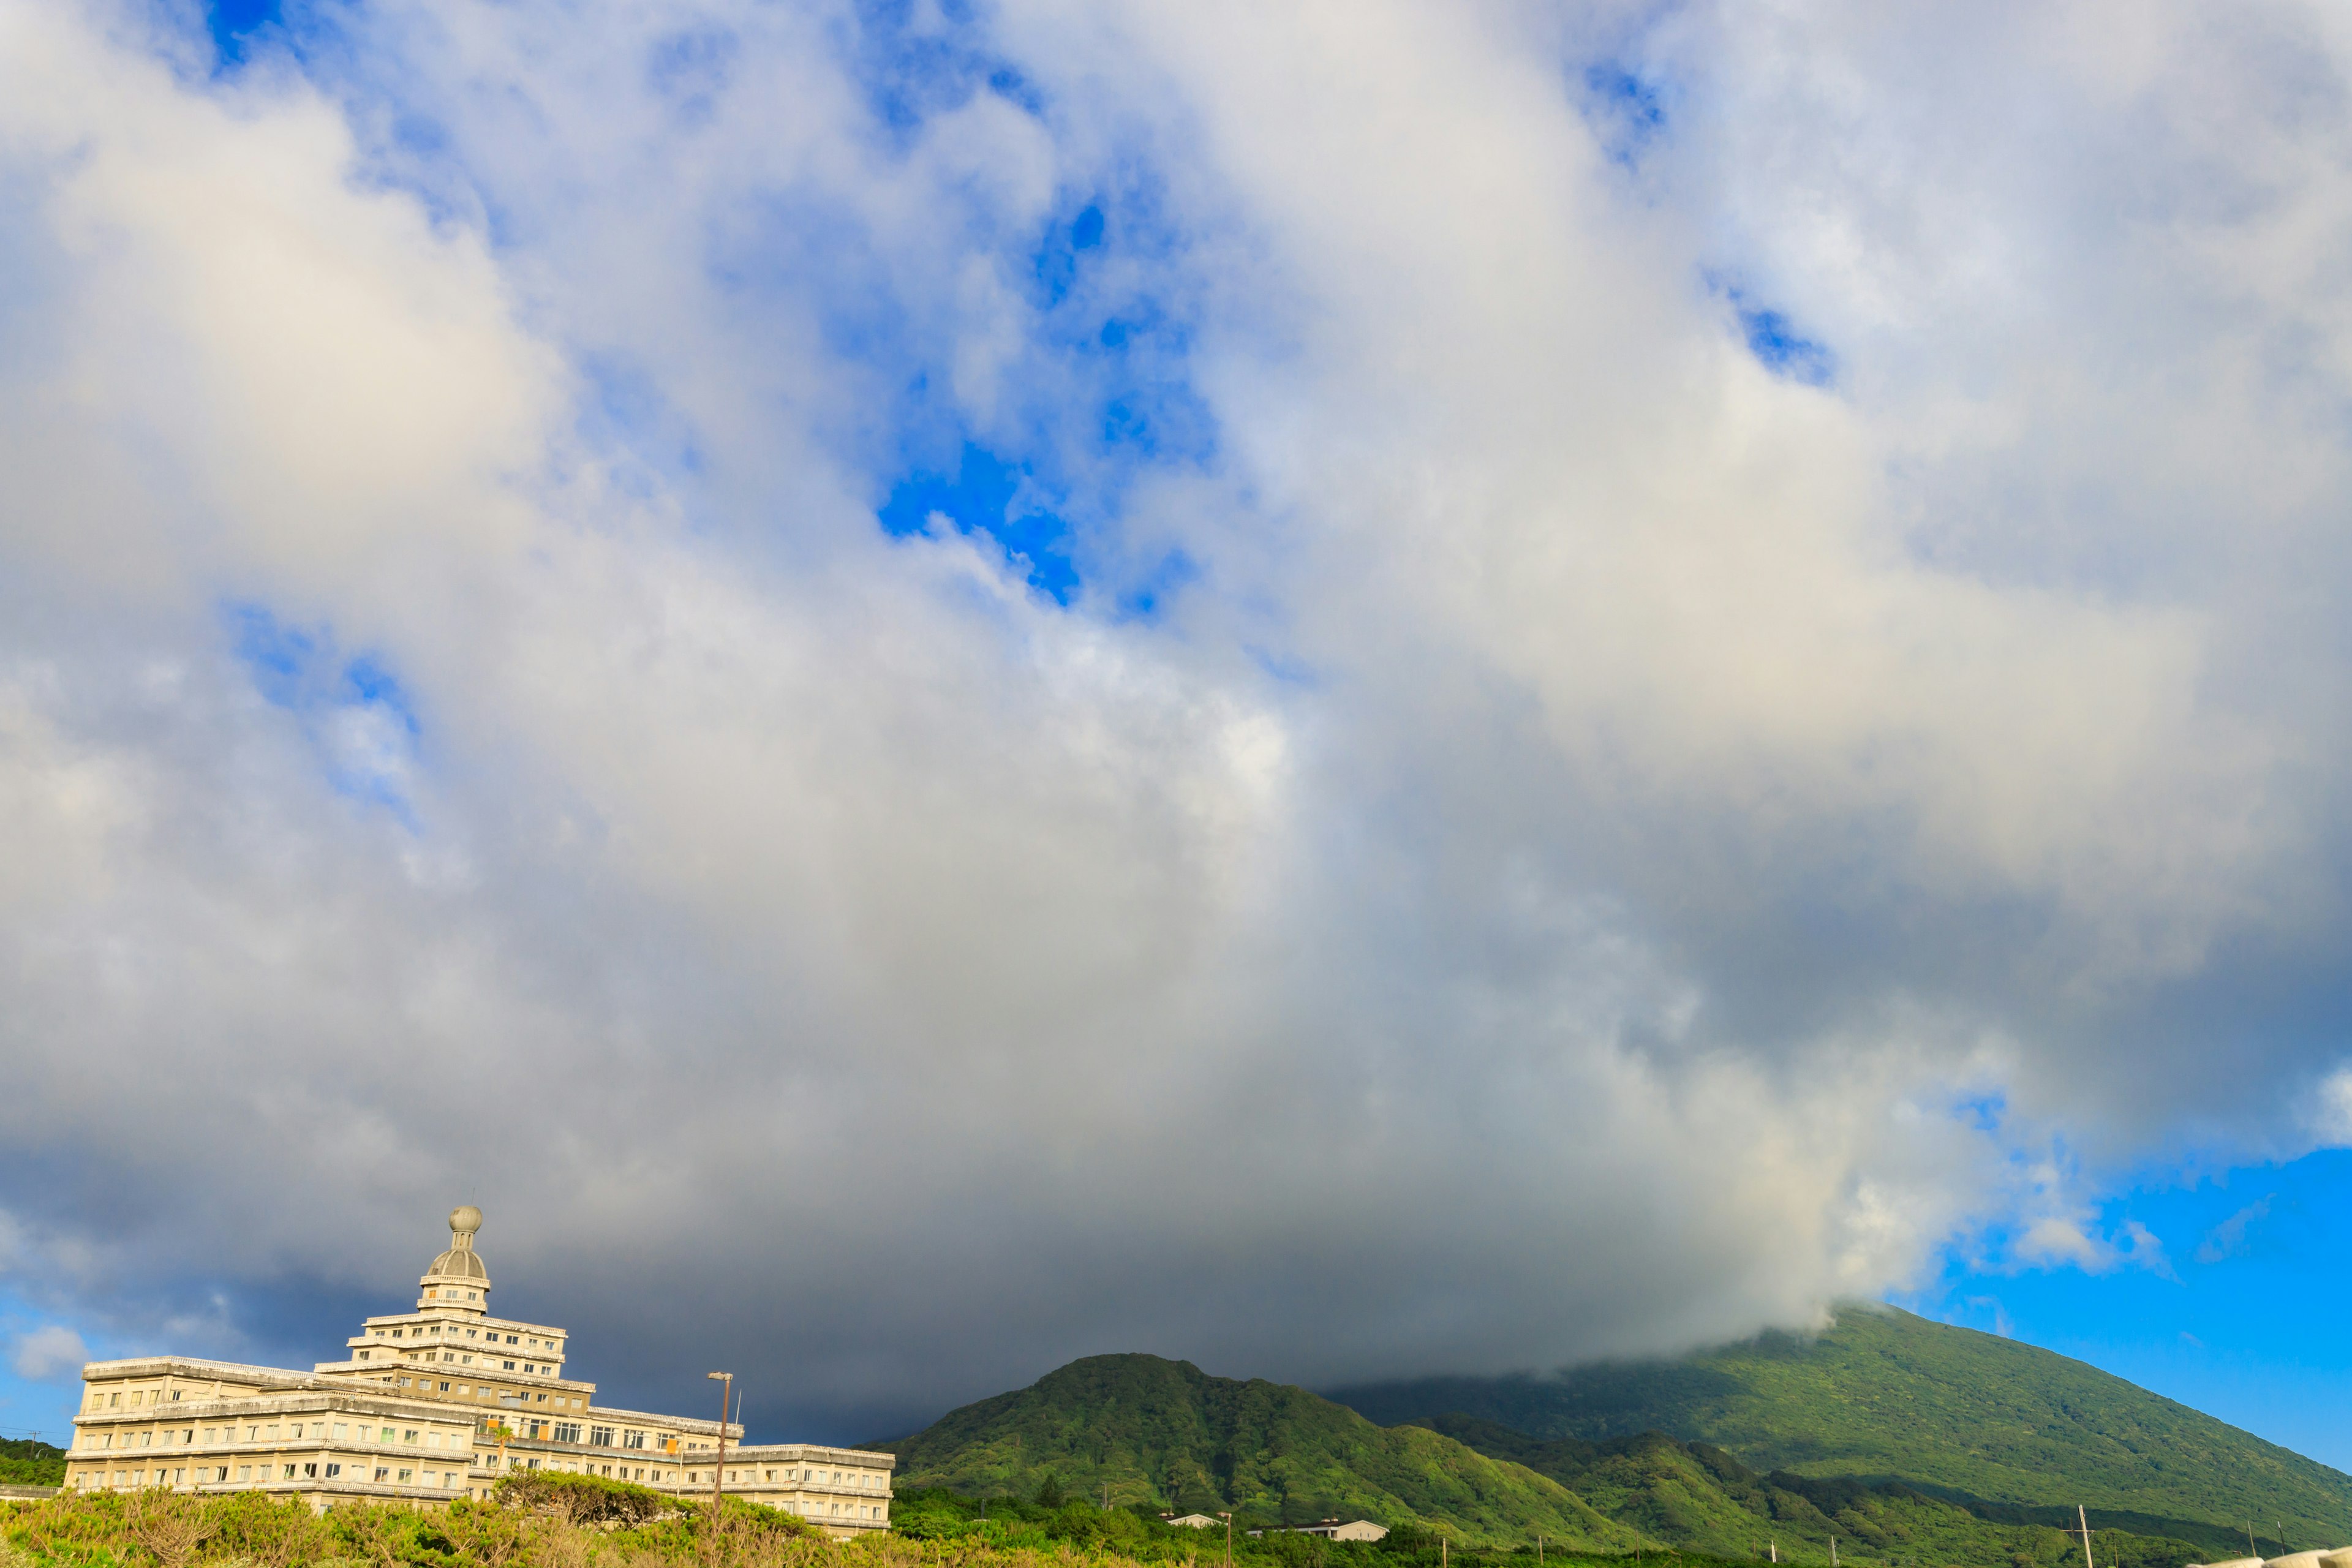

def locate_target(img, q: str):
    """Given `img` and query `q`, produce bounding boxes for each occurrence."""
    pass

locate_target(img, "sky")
[8,0,2352,1469]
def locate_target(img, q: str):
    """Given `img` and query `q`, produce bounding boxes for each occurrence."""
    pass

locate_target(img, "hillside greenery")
[1329,1305,2352,1561]
[873,1355,1649,1550]
[1401,1417,2209,1568]
[0,1443,65,1488]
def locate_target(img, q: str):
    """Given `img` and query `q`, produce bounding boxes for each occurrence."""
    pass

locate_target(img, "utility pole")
[706,1371,734,1510]
[1220,1513,1234,1568]
[1831,1537,1838,1568]
[2079,1506,2094,1568]
[2250,1524,2258,1559]
[1770,1541,1776,1563]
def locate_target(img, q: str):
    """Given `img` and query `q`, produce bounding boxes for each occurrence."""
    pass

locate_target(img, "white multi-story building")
[64,1208,894,1536]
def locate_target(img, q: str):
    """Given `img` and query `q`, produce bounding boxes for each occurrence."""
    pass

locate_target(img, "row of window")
[76,1461,466,1489]
[374,1372,582,1409]
[81,1423,464,1453]
[89,1388,190,1411]
[361,1349,556,1376]
[374,1322,559,1354]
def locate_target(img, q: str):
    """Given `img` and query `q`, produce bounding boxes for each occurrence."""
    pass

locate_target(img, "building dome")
[419,1206,491,1302]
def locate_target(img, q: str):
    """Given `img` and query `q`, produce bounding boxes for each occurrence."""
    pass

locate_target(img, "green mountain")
[0,1437,64,1487]
[1406,1415,2205,1568]
[873,1352,1653,1550]
[1329,1303,2352,1560]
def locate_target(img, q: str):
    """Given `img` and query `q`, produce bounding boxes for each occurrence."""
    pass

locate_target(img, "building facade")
[65,1208,894,1536]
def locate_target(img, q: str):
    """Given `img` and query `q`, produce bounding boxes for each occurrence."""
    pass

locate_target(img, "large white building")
[65,1208,894,1536]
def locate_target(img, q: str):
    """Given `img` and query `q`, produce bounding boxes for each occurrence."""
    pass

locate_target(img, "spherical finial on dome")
[450,1205,483,1237]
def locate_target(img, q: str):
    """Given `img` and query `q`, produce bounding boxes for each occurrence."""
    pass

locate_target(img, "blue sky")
[9,0,2352,1452]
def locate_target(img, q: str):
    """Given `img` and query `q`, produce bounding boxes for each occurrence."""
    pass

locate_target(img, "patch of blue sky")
[1738,302,1835,386]
[1893,1146,2352,1472]
[1705,275,1836,387]
[1115,549,1199,623]
[0,1290,104,1447]
[863,179,1220,614]
[839,0,1041,151]
[203,0,282,70]
[880,442,1079,604]
[1034,204,1107,309]
[1580,61,1668,168]
[227,605,426,824]
[1953,1090,2008,1132]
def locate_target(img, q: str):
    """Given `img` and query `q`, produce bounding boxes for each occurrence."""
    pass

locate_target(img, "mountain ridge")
[1327,1303,2352,1555]
[873,1352,1652,1550]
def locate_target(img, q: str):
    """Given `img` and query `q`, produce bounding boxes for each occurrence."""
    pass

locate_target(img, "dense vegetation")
[1398,1419,2208,1568]
[0,1482,1729,1568]
[873,1354,1645,1550]
[0,1474,817,1568]
[877,1319,2352,1567]
[1329,1305,2352,1559]
[0,1443,66,1489]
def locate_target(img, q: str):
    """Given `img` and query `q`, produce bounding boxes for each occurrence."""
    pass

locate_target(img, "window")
[503,1362,515,1371]
[374,1468,390,1482]
[403,1430,420,1445]
[247,1428,260,1442]
[393,1330,404,1338]
[625,1431,646,1450]
[380,1428,395,1442]
[590,1427,614,1447]
[358,1352,371,1362]
[397,1469,412,1483]
[283,1464,296,1479]
[333,1425,347,1440]
[237,1466,251,1482]
[506,1335,518,1344]
[110,1393,121,1408]
[172,1391,183,1401]
[554,1423,582,1444]
[439,1382,451,1392]
[326,1464,341,1479]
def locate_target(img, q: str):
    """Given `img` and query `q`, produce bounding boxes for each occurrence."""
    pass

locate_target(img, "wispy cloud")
[9,1325,88,1382]
[2196,1197,2276,1265]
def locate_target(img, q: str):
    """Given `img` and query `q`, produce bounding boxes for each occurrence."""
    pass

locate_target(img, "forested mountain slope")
[1329,1304,2352,1555]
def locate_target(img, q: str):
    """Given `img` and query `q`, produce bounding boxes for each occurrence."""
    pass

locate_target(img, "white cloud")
[10,1324,88,1382]
[0,0,2350,1436]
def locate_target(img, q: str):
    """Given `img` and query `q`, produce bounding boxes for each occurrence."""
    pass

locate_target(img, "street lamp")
[707,1372,734,1509]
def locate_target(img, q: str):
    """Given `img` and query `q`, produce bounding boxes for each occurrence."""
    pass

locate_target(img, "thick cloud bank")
[5,0,2352,1439]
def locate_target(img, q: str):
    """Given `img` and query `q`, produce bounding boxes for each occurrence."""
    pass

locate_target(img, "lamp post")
[707,1372,734,1510]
